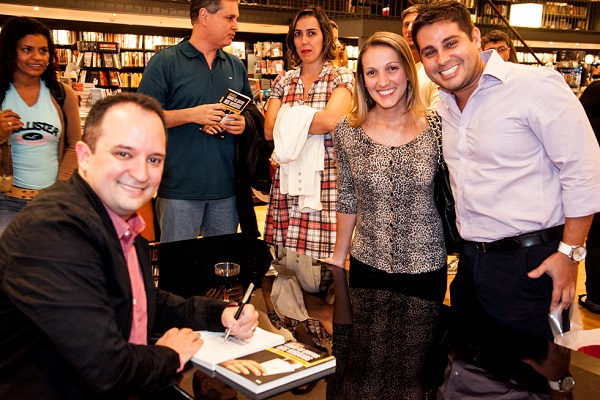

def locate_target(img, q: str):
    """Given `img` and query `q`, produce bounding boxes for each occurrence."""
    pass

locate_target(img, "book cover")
[219,88,252,115]
[99,71,109,86]
[191,327,284,370]
[214,341,335,395]
[87,70,100,86]
[109,71,121,86]
[103,53,114,68]
[113,53,122,69]
[82,52,92,67]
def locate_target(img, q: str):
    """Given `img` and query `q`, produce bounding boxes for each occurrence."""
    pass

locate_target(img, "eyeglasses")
[495,46,510,53]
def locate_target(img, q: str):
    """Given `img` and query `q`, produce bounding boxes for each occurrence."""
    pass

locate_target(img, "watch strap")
[548,380,561,391]
[557,241,573,259]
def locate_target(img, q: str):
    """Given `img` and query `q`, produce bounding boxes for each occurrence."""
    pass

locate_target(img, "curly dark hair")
[0,16,60,98]
[286,6,336,67]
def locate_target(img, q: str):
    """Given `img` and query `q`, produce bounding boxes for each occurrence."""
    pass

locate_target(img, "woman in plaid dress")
[263,6,354,260]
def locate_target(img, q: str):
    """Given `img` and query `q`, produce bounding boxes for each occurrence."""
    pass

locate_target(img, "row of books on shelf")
[252,59,285,76]
[480,3,509,18]
[347,59,357,73]
[75,51,154,69]
[80,32,183,49]
[254,42,284,58]
[78,70,121,87]
[76,70,144,88]
[120,52,154,67]
[477,15,507,25]
[346,45,359,59]
[78,52,122,69]
[51,30,182,49]
[119,72,144,89]
[542,16,587,30]
[51,29,78,45]
[544,3,587,17]
[516,52,556,65]
[56,48,76,65]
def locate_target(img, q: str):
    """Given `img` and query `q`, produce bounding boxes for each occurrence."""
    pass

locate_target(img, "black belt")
[466,225,564,253]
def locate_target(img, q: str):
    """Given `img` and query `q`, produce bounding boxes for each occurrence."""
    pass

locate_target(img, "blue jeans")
[0,194,28,236]
[156,196,239,243]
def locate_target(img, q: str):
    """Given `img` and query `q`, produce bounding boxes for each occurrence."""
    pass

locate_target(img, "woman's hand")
[0,109,22,140]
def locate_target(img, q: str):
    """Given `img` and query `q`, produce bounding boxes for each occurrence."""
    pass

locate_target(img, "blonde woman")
[326,32,446,399]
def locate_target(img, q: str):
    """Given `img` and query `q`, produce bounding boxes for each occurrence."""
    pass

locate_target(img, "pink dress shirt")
[104,205,148,345]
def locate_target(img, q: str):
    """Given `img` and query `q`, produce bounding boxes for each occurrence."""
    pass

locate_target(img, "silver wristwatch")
[548,375,575,392]
[557,241,587,263]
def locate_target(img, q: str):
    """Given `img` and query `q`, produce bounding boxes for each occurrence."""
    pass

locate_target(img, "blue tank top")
[2,82,62,189]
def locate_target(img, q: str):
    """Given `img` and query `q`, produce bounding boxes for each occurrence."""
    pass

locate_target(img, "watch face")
[573,246,587,262]
[560,376,575,391]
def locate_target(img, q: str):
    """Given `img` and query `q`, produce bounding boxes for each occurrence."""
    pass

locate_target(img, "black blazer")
[0,172,228,399]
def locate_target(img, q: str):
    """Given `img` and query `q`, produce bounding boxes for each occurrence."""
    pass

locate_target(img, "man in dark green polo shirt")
[138,0,253,242]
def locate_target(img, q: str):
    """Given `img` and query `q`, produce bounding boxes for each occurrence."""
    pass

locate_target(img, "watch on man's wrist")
[557,241,587,263]
[548,375,575,392]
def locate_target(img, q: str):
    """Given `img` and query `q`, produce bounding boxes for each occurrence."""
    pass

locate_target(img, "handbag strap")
[426,111,445,168]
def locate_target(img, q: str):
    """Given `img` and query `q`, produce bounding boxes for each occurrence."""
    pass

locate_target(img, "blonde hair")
[348,31,426,128]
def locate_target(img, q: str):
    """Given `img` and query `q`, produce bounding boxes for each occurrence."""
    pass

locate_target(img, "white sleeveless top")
[2,82,62,189]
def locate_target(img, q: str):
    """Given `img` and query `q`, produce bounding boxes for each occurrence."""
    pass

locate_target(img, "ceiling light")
[510,3,543,28]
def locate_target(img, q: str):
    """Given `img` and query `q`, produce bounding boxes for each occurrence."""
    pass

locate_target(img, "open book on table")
[191,327,285,370]
[214,341,336,396]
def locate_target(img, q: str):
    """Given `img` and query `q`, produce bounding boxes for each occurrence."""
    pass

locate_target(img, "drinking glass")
[214,262,240,301]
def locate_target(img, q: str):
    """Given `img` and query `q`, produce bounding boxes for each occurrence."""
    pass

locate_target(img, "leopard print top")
[333,114,446,274]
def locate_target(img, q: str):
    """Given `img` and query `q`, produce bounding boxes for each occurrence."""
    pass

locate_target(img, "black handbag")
[430,114,462,255]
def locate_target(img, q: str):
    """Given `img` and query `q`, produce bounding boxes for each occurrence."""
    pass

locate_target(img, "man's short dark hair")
[401,4,424,21]
[481,30,510,48]
[190,0,226,24]
[412,1,475,53]
[83,93,166,152]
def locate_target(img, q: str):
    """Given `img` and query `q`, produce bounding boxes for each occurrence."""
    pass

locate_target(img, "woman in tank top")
[0,16,81,234]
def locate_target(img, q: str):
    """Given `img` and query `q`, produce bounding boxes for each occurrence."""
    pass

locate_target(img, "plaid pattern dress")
[264,62,354,259]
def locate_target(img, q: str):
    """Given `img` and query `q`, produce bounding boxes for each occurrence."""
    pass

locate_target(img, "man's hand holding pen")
[221,298,259,340]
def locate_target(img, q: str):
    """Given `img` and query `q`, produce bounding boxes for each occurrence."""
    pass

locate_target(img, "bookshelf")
[252,41,285,76]
[543,1,589,30]
[474,0,591,31]
[49,26,183,90]
[42,20,286,91]
[346,45,359,73]
[477,0,510,25]
[247,41,285,91]
[77,41,122,88]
